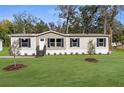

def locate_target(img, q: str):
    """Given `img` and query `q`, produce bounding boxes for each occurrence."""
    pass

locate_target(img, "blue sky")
[0,5,124,25]
[0,5,58,24]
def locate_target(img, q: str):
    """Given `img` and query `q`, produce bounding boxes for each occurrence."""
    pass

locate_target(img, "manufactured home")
[0,39,3,51]
[9,30,111,56]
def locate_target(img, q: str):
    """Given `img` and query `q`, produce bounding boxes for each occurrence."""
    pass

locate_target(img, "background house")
[9,30,110,56]
[0,39,3,51]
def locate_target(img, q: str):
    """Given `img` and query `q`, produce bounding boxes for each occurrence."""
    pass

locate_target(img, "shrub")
[59,53,62,55]
[87,40,95,55]
[24,53,27,56]
[75,52,78,55]
[32,53,35,56]
[82,52,85,55]
[71,52,73,55]
[47,53,50,55]
[107,52,110,55]
[65,52,67,55]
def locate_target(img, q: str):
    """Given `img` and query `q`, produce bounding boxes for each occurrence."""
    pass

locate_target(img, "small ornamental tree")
[11,40,20,66]
[85,40,98,63]
[87,40,95,55]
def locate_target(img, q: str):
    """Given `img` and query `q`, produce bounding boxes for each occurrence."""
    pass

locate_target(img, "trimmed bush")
[65,52,67,55]
[24,53,27,56]
[75,52,78,55]
[71,52,73,55]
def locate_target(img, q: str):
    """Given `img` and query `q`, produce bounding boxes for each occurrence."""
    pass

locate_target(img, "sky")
[0,5,124,25]
[0,5,59,24]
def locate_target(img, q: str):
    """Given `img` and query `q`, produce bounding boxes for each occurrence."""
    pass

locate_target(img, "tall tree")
[35,20,49,33]
[56,5,77,34]
[79,5,99,34]
[112,19,124,43]
[0,20,13,46]
[13,11,37,34]
[13,11,49,34]
[48,22,57,31]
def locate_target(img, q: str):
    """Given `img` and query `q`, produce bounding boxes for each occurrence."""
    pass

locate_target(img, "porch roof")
[9,30,110,37]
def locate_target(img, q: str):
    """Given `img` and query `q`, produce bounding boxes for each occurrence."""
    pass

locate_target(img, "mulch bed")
[85,58,98,63]
[3,64,27,71]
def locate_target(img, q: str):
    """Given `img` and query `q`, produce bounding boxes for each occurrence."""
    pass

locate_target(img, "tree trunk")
[109,27,113,53]
[104,15,107,34]
[66,17,69,34]
[14,55,16,67]
[83,26,85,34]
[23,26,26,34]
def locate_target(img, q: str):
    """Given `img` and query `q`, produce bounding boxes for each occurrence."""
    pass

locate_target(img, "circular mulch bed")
[85,58,98,63]
[3,64,27,71]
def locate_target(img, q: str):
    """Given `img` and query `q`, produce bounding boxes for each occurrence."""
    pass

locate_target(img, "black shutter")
[78,38,80,47]
[19,38,21,47]
[29,38,31,48]
[104,38,106,47]
[70,38,72,47]
[48,38,50,47]
[97,38,99,47]
[62,38,64,47]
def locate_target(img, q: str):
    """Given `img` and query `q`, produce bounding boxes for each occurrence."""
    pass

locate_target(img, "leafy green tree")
[35,20,49,33]
[56,5,77,33]
[112,19,124,43]
[79,5,99,34]
[13,11,49,34]
[13,11,37,33]
[0,20,13,46]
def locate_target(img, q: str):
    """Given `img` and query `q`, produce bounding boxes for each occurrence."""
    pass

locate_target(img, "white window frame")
[71,38,79,47]
[49,38,55,47]
[56,38,63,47]
[97,38,106,47]
[21,38,30,48]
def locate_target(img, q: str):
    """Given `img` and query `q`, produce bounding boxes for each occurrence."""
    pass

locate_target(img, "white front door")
[39,38,45,50]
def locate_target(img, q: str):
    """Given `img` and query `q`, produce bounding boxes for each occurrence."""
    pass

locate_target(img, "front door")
[39,38,45,51]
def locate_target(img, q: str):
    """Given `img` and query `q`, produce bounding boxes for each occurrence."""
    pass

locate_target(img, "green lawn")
[0,47,10,56]
[0,50,124,87]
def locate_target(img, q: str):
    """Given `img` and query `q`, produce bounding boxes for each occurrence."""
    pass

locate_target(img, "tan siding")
[39,32,66,50]
[66,36,109,50]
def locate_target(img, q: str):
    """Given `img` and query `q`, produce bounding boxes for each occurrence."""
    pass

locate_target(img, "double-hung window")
[48,38,64,47]
[19,38,31,48]
[97,38,106,47]
[49,39,55,47]
[56,38,64,47]
[70,38,80,47]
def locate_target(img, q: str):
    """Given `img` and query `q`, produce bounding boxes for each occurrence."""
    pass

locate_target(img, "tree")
[13,11,38,34]
[97,6,118,34]
[13,11,49,34]
[11,40,20,66]
[0,20,13,46]
[35,20,49,33]
[48,22,57,31]
[56,5,77,34]
[87,40,95,55]
[112,19,124,43]
[79,5,99,34]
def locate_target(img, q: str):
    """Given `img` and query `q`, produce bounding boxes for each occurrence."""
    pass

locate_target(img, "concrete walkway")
[0,56,35,58]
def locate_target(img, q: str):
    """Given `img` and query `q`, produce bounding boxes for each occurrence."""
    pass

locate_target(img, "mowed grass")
[0,47,10,56]
[0,50,124,87]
